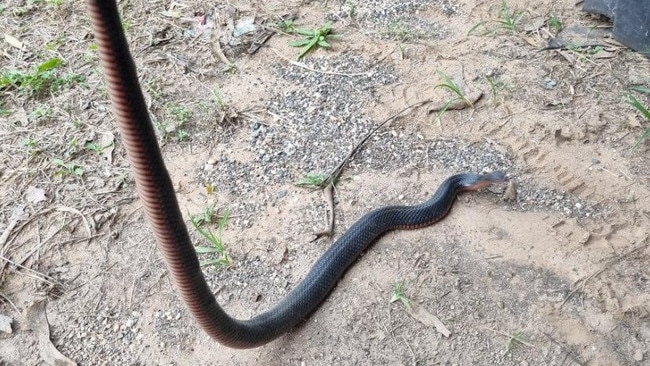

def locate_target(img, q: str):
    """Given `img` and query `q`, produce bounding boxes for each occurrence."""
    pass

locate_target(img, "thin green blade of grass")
[295,37,320,60]
[628,94,650,148]
[194,247,220,254]
[288,38,313,47]
[634,128,650,149]
[295,172,328,188]
[190,209,231,267]
[433,100,454,124]
[317,39,331,48]
[434,70,472,106]
[467,21,490,36]
[216,209,230,238]
[628,95,650,121]
[630,86,650,94]
[390,280,412,310]
[37,57,62,73]
[294,28,316,36]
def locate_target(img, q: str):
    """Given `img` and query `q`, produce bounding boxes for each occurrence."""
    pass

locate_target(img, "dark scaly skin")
[86,0,507,349]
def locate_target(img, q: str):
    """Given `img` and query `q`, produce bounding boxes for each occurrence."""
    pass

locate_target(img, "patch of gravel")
[424,139,607,218]
[200,52,605,226]
[56,308,145,366]
[204,257,291,316]
[329,0,458,39]
[199,53,397,198]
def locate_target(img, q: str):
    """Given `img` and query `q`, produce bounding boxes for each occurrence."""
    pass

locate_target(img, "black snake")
[85,0,507,349]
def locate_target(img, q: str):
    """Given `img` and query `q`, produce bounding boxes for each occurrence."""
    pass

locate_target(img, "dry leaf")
[4,33,23,49]
[0,314,13,333]
[25,301,77,366]
[25,186,47,204]
[406,304,451,337]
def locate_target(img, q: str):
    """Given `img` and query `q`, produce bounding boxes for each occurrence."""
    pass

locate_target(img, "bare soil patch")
[1,0,649,365]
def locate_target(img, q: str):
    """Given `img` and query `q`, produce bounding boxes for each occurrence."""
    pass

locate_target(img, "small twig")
[211,17,233,66]
[0,214,21,251]
[560,243,649,308]
[321,99,433,187]
[0,254,59,285]
[270,47,371,77]
[248,13,297,54]
[487,328,536,348]
[309,100,432,241]
[312,183,335,240]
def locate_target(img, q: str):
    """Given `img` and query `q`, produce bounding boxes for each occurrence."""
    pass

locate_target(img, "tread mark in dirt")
[472,120,598,200]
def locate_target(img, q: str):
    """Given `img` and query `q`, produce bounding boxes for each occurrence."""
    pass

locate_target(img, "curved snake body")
[85,0,506,349]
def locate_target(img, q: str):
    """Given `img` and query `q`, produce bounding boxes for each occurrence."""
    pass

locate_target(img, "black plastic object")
[583,0,650,58]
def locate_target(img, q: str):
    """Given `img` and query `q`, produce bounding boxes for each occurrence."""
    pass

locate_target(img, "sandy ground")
[1,0,649,365]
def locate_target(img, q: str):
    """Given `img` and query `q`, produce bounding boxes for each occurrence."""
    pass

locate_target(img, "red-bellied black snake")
[85,0,507,349]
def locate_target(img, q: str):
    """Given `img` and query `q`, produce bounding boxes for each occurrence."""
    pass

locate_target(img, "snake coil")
[85,0,506,348]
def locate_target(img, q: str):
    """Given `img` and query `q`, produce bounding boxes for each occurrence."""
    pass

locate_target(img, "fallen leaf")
[11,205,27,221]
[406,304,451,337]
[4,33,23,49]
[25,301,77,366]
[0,314,13,333]
[25,186,47,204]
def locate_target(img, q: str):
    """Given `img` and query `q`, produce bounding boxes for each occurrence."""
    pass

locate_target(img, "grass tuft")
[504,331,530,355]
[390,280,412,310]
[190,208,232,268]
[432,70,471,123]
[627,94,650,149]
[468,0,525,36]
[296,172,328,188]
[288,21,338,60]
[0,58,84,97]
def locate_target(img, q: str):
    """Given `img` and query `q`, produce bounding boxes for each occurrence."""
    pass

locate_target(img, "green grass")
[435,70,471,105]
[190,209,232,268]
[504,331,531,355]
[0,58,84,97]
[53,158,84,177]
[22,137,40,155]
[547,15,562,33]
[627,94,650,149]
[485,74,509,104]
[630,86,650,95]
[390,280,412,310]
[192,206,217,226]
[295,172,328,188]
[288,21,337,60]
[84,140,113,154]
[157,103,192,142]
[66,137,79,156]
[468,0,525,36]
[432,70,471,123]
[211,87,227,109]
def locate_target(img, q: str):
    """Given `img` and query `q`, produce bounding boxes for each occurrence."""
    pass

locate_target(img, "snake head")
[460,171,508,191]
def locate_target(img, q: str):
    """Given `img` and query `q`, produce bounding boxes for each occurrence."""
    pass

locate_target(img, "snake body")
[86,0,506,349]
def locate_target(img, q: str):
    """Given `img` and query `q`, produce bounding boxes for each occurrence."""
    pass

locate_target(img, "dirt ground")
[1,0,649,365]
